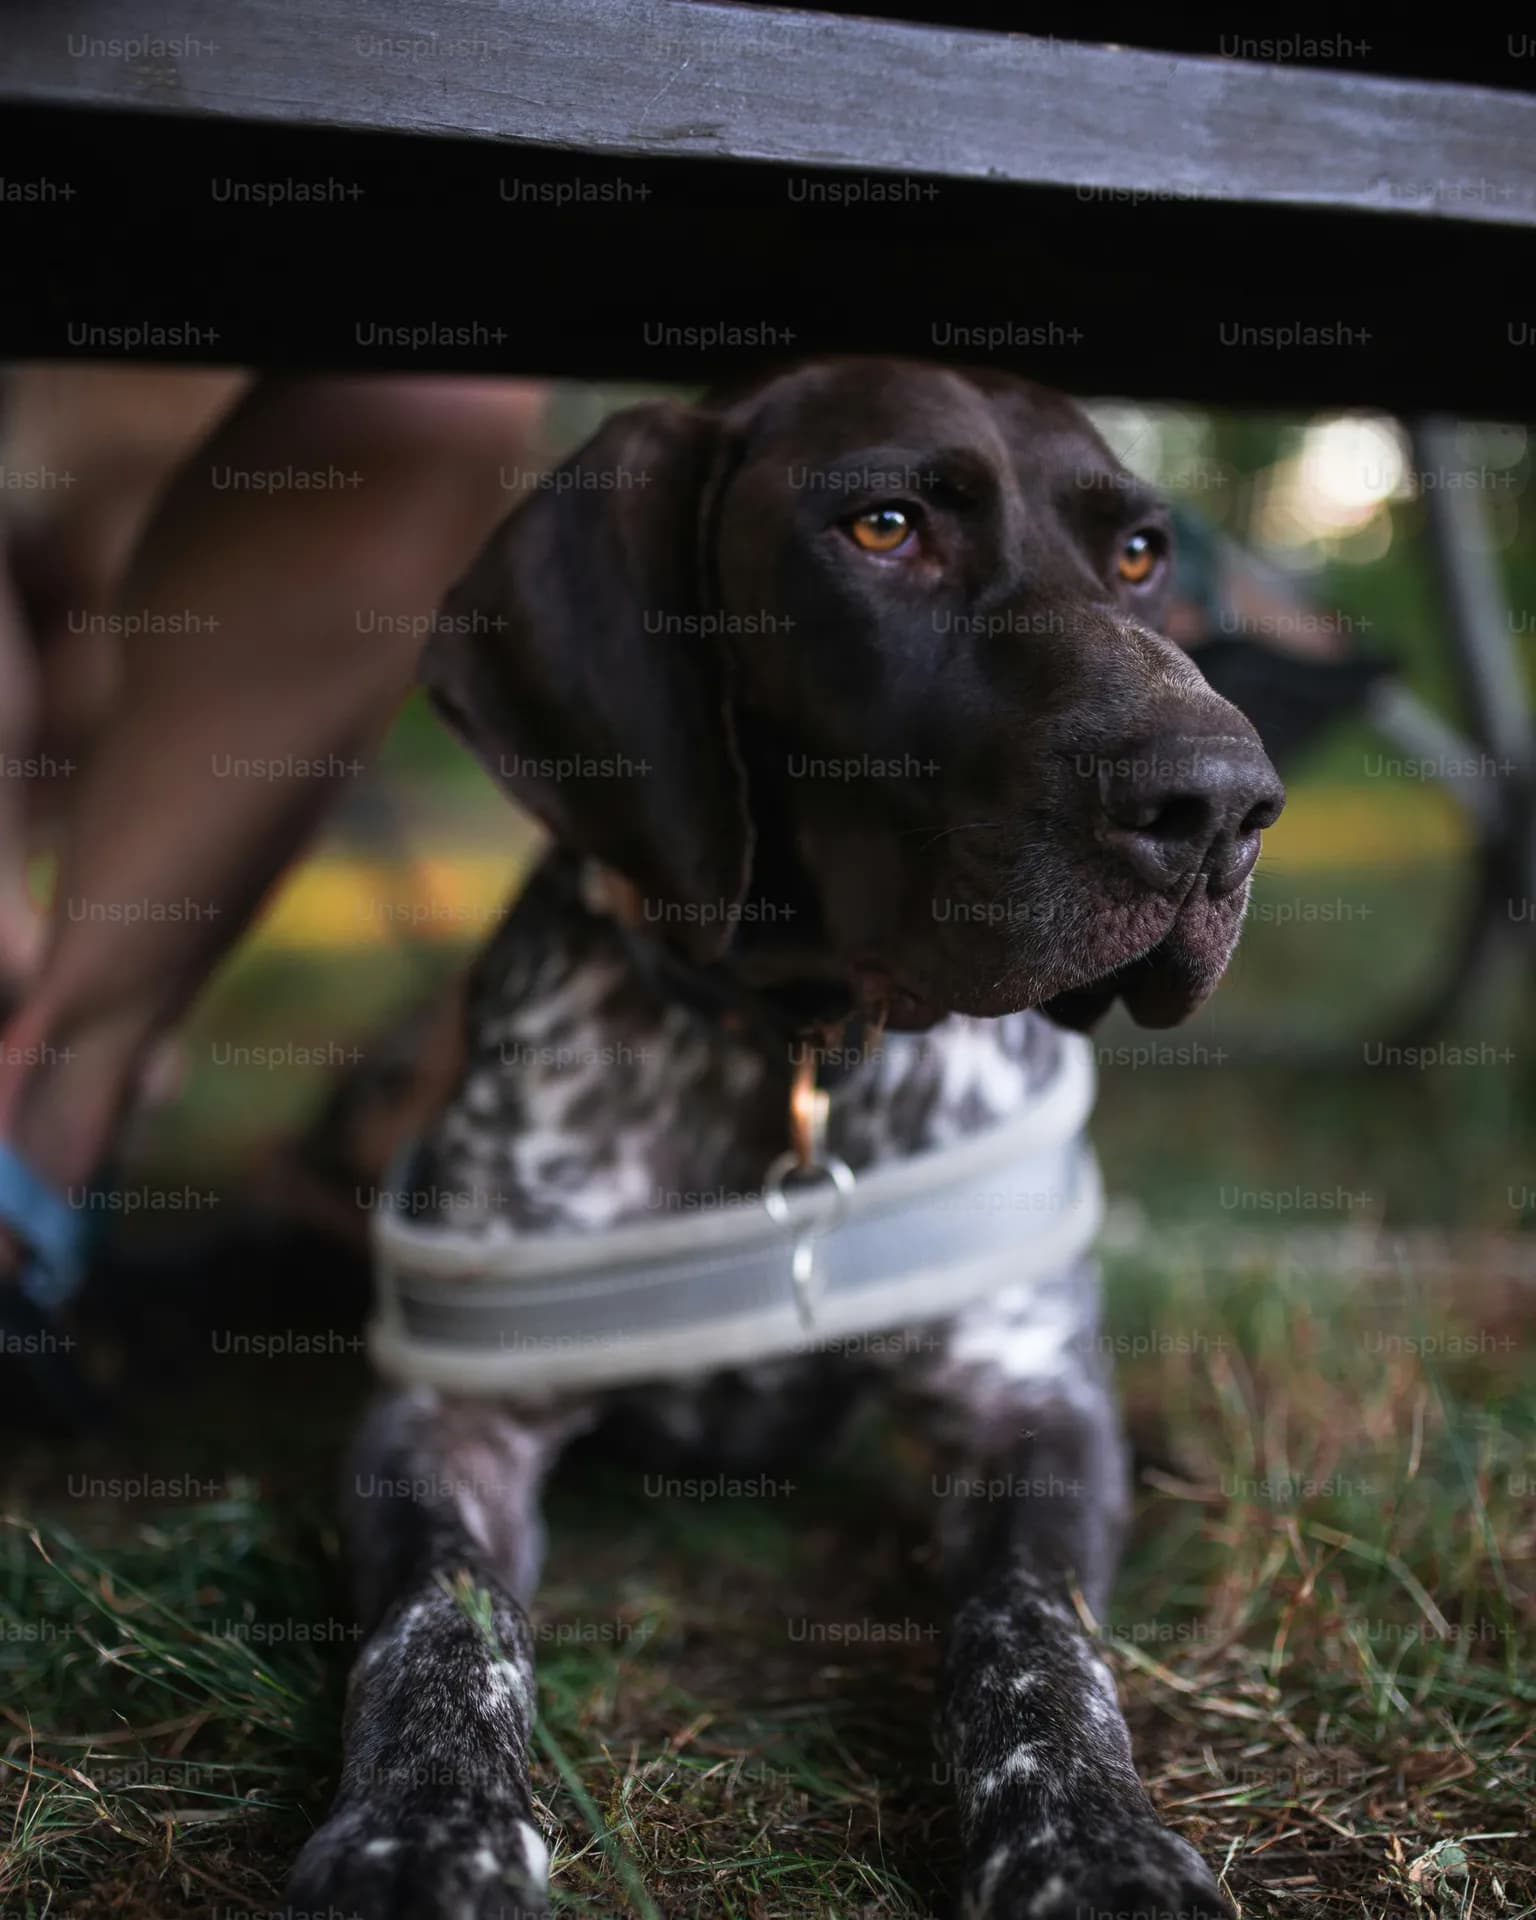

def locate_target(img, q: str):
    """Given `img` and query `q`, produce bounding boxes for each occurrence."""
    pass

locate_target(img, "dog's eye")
[1117,530,1163,585]
[847,506,913,554]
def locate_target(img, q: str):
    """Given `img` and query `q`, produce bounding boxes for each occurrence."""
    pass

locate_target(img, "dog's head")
[425,359,1283,1032]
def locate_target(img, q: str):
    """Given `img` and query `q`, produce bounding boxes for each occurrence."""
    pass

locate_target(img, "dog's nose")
[1096,732,1284,895]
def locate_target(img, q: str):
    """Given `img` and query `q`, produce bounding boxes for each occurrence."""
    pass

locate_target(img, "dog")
[286,358,1283,1919]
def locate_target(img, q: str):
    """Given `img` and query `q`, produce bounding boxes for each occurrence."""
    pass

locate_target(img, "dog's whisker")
[908,819,1005,852]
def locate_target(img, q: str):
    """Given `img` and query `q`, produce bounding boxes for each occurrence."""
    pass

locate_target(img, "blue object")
[0,1140,87,1311]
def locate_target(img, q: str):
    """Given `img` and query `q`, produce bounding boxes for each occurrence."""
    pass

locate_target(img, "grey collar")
[369,1034,1099,1396]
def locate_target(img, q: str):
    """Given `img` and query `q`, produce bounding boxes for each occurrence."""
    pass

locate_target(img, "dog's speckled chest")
[401,854,1075,1246]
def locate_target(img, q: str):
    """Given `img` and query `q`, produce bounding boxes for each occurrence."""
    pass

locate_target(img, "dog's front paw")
[962,1817,1231,1920]
[286,1799,552,1920]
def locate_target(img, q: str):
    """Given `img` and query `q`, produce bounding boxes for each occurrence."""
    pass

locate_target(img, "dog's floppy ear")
[423,400,751,961]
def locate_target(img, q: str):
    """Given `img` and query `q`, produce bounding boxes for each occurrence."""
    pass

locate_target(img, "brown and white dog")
[288,359,1283,1920]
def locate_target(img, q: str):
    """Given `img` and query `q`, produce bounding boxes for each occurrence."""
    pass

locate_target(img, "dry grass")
[3,1220,1530,1920]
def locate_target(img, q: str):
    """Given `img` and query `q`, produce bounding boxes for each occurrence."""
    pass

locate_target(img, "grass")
[2,1209,1532,1919]
[0,1498,340,1916]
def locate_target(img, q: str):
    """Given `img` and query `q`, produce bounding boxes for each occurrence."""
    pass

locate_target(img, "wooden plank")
[2,0,1535,228]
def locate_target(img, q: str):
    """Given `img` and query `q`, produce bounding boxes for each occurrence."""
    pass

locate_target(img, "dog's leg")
[900,1267,1229,1920]
[286,1388,583,1920]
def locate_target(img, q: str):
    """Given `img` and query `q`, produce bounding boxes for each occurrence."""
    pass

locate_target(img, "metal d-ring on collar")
[582,861,867,1331]
[761,1048,855,1329]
